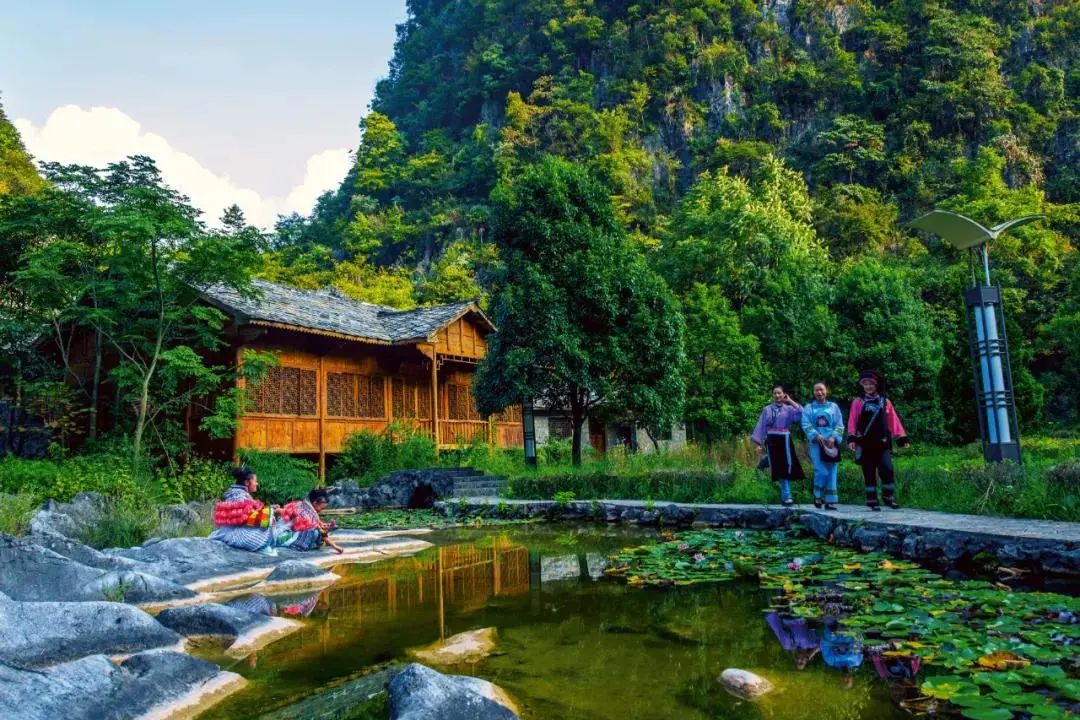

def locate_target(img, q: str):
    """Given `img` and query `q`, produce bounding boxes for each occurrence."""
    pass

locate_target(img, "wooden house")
[194,280,522,477]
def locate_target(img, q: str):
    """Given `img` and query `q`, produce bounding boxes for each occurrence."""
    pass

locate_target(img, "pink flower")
[788,560,803,572]
[693,552,706,563]
[678,542,689,551]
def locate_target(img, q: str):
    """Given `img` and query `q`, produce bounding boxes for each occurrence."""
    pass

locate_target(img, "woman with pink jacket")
[846,370,910,510]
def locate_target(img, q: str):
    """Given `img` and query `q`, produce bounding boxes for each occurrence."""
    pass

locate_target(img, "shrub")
[76,493,158,549]
[332,424,437,486]
[238,450,318,504]
[538,437,574,466]
[0,456,58,496]
[0,492,39,536]
[161,458,231,504]
[1045,459,1080,493]
[50,453,146,502]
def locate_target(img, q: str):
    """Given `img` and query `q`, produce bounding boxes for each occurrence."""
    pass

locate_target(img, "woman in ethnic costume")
[751,385,805,506]
[276,488,343,554]
[801,382,844,510]
[846,370,910,511]
[209,467,278,555]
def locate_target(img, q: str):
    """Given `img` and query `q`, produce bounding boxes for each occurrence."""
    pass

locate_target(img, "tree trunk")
[88,328,102,441]
[570,391,584,467]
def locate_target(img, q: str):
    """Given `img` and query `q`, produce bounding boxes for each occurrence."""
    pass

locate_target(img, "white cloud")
[14,105,352,229]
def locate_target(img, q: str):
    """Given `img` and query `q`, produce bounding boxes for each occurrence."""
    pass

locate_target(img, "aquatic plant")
[606,530,1080,718]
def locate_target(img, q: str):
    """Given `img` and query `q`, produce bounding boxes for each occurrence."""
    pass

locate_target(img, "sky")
[0,0,409,228]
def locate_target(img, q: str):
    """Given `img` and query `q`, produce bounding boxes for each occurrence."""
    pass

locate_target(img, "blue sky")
[0,0,409,226]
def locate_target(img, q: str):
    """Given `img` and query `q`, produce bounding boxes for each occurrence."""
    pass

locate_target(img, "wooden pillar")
[232,344,244,466]
[317,354,326,483]
[429,345,440,449]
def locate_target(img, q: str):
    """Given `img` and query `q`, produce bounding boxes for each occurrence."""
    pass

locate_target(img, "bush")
[0,492,39,536]
[1045,459,1080,493]
[76,493,159,549]
[332,424,437,486]
[0,456,58,496]
[161,458,231,504]
[50,453,145,502]
[238,450,318,504]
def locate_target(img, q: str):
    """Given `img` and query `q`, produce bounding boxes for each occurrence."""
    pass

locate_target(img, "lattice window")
[249,366,317,416]
[549,416,572,439]
[446,383,481,421]
[326,373,385,418]
[391,378,431,419]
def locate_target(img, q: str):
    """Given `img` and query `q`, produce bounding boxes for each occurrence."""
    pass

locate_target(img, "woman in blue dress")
[801,382,844,510]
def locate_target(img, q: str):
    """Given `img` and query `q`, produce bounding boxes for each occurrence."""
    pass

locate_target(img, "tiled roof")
[200,279,492,344]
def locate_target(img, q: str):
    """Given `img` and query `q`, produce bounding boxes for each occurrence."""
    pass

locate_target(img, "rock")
[31,492,109,538]
[254,667,397,720]
[0,650,235,720]
[265,560,329,583]
[585,553,608,579]
[411,627,498,665]
[0,590,9,602]
[29,527,148,571]
[719,668,774,700]
[108,536,287,586]
[0,601,181,669]
[388,663,518,720]
[329,468,459,509]
[155,603,270,639]
[0,534,195,603]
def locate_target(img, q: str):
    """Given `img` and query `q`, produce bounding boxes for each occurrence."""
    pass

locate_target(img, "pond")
[196,525,906,719]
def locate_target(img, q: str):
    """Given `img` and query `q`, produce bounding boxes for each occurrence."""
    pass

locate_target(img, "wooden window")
[326,373,385,418]
[391,378,431,419]
[549,416,572,439]
[250,366,317,416]
[446,383,481,421]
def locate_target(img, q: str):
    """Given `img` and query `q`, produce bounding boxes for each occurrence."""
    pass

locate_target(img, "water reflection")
[197,528,904,720]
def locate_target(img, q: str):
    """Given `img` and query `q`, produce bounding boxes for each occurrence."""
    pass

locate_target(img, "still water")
[197,525,904,719]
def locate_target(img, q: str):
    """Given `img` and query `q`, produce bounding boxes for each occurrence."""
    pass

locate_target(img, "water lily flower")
[678,542,689,551]
[788,559,804,572]
[693,552,706,563]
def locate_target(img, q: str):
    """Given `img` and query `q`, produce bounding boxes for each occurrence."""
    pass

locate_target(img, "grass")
[499,436,1080,522]
[0,492,38,536]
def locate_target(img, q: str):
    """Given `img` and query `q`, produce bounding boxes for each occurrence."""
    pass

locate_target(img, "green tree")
[681,283,769,440]
[474,156,684,464]
[10,156,260,462]
[0,98,45,197]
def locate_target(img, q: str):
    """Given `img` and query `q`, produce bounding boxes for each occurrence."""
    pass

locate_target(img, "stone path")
[441,497,1080,579]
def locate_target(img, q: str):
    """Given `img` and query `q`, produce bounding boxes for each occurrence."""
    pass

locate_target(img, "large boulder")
[254,667,397,720]
[329,468,458,509]
[155,603,270,639]
[30,492,109,538]
[0,534,195,603]
[388,663,518,720]
[411,627,498,665]
[265,560,331,583]
[0,600,181,669]
[108,536,287,586]
[718,668,774,700]
[0,650,237,720]
[29,527,148,571]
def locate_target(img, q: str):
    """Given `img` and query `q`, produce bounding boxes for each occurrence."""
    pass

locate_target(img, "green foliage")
[0,455,58,496]
[76,493,158,550]
[608,530,1080,717]
[553,490,576,507]
[237,450,318,505]
[0,98,45,197]
[0,492,38,536]
[160,458,231,505]
[475,155,684,464]
[330,424,437,486]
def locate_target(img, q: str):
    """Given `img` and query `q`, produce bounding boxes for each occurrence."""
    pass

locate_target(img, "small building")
[531,401,686,455]
[192,280,522,477]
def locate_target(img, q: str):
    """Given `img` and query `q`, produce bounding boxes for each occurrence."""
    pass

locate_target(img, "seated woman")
[210,467,278,556]
[276,488,343,554]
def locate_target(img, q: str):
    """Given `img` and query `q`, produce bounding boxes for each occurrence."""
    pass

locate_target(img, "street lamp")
[909,210,1043,463]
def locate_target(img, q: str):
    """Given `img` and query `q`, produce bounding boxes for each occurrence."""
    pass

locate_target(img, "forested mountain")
[0,98,45,197]
[268,0,1079,442]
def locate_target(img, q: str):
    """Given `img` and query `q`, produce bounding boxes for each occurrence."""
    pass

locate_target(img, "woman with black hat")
[846,370,910,510]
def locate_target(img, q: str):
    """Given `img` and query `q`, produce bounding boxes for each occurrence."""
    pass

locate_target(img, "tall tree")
[474,156,684,464]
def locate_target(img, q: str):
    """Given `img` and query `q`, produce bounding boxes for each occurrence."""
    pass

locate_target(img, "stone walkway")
[442,497,1080,578]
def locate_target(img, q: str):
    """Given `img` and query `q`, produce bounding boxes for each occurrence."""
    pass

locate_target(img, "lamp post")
[522,398,537,467]
[909,210,1043,463]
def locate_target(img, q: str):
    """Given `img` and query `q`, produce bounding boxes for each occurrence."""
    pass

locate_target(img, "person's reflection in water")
[765,611,821,669]
[868,640,923,705]
[821,617,863,689]
[228,591,322,619]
